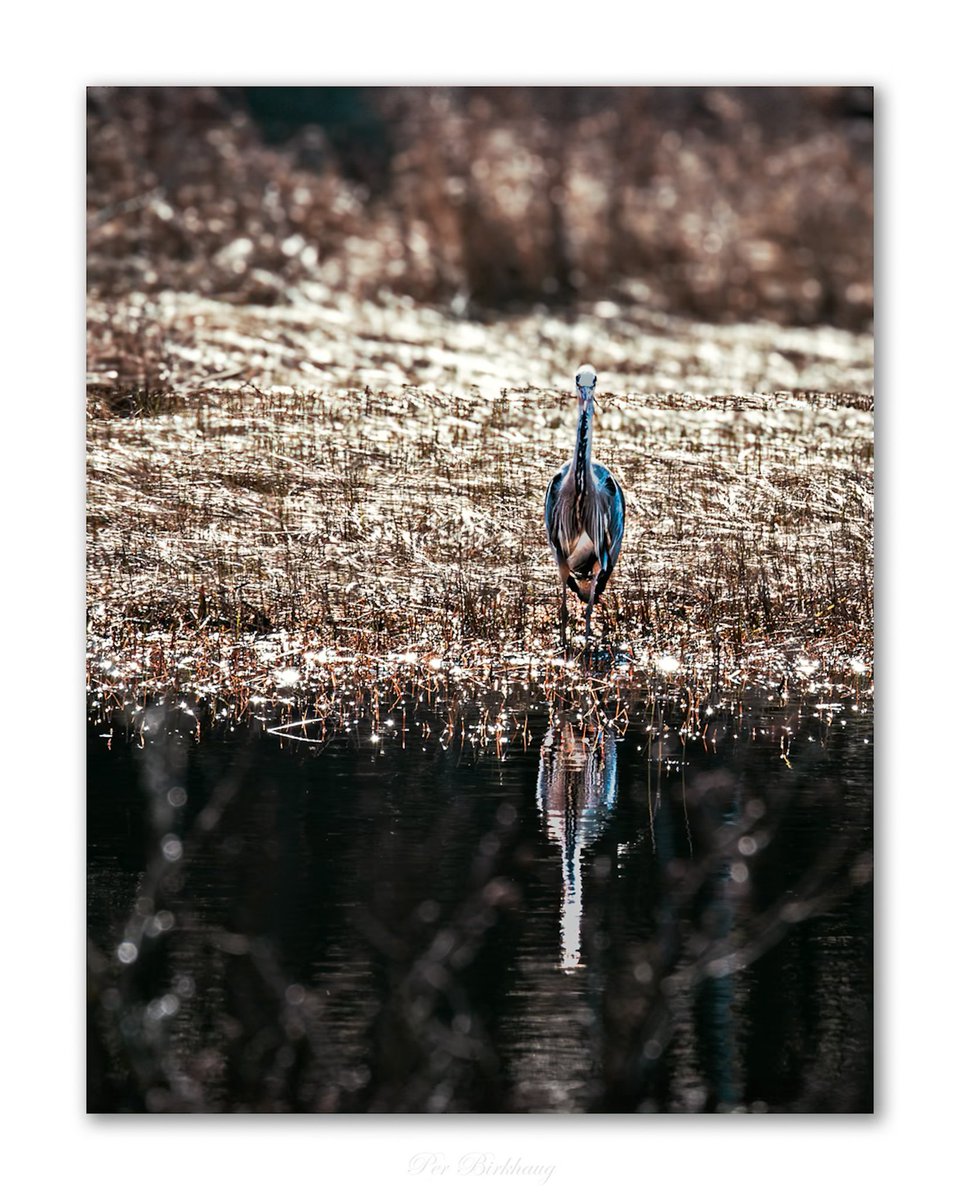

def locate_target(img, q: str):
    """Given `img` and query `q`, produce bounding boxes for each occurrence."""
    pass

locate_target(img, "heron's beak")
[578,388,600,417]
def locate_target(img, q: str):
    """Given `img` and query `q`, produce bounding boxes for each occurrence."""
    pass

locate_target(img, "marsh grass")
[87,293,872,729]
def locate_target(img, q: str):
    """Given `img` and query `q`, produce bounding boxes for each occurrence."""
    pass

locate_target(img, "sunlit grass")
[87,295,872,728]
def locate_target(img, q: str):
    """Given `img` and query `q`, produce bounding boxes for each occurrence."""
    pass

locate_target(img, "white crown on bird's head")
[575,364,597,390]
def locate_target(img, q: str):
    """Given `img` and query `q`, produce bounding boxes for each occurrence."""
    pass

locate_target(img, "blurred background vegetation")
[87,86,873,329]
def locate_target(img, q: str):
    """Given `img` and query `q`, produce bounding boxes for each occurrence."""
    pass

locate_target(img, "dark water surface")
[87,682,872,1113]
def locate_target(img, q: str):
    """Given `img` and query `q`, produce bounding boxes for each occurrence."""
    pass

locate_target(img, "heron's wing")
[544,467,569,564]
[593,467,626,597]
[601,474,625,573]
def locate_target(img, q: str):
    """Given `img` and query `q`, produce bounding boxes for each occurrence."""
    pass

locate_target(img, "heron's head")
[575,364,597,412]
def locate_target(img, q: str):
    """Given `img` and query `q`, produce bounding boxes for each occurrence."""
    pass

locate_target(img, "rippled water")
[87,677,872,1113]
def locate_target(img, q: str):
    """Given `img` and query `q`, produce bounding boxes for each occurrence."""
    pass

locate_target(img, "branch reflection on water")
[88,659,872,1112]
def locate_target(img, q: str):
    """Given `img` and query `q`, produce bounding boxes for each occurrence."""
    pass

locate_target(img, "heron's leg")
[558,565,571,651]
[585,578,597,643]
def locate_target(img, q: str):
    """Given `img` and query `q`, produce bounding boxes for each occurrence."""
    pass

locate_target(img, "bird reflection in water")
[537,715,618,972]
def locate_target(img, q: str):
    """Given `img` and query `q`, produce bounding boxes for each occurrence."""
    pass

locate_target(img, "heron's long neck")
[573,405,594,498]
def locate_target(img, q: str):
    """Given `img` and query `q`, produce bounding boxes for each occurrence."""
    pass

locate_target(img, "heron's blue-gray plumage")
[544,366,625,617]
[545,461,625,602]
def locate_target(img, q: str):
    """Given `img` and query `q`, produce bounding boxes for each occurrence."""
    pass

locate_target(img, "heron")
[544,364,625,644]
